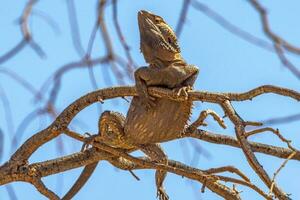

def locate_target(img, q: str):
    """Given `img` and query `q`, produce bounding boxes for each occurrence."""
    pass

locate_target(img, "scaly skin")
[62,10,198,200]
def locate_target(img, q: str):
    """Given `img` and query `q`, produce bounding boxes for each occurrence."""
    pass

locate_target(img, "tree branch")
[1,85,299,199]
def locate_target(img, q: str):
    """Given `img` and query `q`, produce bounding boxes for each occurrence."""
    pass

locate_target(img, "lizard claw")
[81,134,98,152]
[173,86,192,100]
[140,95,157,110]
[157,188,169,200]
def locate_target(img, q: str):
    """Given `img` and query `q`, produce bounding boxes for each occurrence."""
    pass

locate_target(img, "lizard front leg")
[139,143,169,200]
[134,66,158,110]
[135,64,198,109]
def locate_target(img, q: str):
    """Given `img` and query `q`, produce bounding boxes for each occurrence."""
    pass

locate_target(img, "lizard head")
[138,10,182,65]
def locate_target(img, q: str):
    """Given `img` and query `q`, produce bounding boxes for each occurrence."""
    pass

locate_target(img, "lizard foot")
[173,86,192,100]
[157,187,169,200]
[81,134,98,151]
[140,95,157,110]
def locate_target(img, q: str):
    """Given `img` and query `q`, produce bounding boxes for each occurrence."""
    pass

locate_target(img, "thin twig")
[269,151,296,197]
[216,175,271,199]
[245,127,295,151]
[189,109,226,131]
[204,166,250,182]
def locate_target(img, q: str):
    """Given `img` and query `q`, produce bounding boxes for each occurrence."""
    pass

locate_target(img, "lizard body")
[63,10,198,200]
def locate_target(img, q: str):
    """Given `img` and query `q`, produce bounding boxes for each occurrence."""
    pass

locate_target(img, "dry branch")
[0,85,299,199]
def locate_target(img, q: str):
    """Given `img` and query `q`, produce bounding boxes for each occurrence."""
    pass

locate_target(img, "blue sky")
[1,0,300,199]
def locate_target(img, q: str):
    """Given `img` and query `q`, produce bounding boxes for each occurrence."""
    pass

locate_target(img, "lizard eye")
[154,17,161,23]
[167,37,172,44]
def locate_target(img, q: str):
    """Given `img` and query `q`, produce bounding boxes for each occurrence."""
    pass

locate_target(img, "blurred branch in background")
[0,0,45,64]
[66,0,85,57]
[112,0,136,71]
[0,86,14,141]
[175,0,191,37]
[191,0,274,52]
[249,0,300,79]
[0,128,4,162]
[261,113,300,126]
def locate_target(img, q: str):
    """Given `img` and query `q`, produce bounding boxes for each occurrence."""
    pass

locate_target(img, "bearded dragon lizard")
[63,10,199,200]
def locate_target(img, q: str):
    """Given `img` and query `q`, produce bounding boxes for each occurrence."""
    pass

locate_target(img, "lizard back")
[124,96,192,144]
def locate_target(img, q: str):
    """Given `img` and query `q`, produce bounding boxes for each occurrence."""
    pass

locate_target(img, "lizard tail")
[62,162,98,200]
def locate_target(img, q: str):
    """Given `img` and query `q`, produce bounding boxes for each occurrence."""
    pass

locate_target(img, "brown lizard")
[62,10,199,200]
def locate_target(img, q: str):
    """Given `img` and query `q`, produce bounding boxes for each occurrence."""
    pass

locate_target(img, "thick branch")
[5,85,299,167]
[1,147,240,199]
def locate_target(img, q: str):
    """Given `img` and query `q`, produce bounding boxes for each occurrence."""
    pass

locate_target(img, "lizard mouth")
[138,10,159,33]
[138,10,147,24]
[138,10,152,17]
